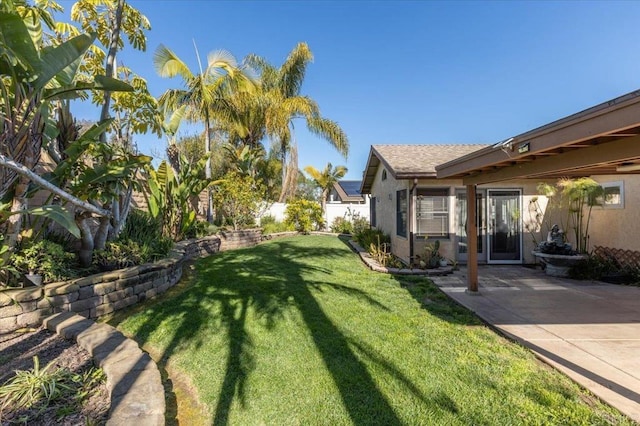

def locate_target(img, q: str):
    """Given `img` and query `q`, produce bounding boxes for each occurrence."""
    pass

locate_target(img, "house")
[361,90,640,273]
[325,180,370,226]
[360,144,557,266]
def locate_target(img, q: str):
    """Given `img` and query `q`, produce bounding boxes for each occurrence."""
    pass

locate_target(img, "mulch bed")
[0,327,109,425]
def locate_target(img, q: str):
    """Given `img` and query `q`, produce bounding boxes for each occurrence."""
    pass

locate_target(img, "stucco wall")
[369,165,411,262]
[589,175,640,252]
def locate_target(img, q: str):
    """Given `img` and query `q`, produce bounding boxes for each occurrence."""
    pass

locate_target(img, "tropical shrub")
[144,155,210,241]
[118,209,173,261]
[191,220,219,238]
[0,356,105,424]
[284,199,324,233]
[213,172,265,230]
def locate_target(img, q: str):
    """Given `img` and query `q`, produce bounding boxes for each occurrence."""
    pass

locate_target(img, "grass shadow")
[107,237,409,424]
[393,274,483,326]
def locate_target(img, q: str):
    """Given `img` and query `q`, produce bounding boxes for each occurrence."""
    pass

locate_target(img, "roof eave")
[436,89,640,179]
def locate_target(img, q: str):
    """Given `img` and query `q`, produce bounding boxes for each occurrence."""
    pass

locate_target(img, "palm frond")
[279,42,313,98]
[153,44,193,80]
[306,116,349,158]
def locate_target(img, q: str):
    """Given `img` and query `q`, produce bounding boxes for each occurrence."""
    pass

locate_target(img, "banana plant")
[145,155,214,241]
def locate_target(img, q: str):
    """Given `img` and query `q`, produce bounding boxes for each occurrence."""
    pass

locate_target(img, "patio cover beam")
[462,134,640,185]
[437,90,640,179]
[466,184,478,292]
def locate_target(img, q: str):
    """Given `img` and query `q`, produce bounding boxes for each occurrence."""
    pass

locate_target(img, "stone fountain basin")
[532,251,588,277]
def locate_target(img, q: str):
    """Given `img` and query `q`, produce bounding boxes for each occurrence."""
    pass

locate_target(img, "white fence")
[257,202,370,228]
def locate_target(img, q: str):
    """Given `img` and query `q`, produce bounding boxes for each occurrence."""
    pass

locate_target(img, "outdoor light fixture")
[616,163,640,172]
[492,137,514,150]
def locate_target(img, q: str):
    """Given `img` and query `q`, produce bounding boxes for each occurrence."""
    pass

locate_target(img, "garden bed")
[0,327,109,424]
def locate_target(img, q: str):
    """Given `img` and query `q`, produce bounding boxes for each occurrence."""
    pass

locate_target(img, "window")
[370,197,377,227]
[382,169,387,181]
[601,181,624,209]
[396,190,407,237]
[416,188,449,238]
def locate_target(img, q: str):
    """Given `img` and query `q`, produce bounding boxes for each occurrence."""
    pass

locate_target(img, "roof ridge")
[372,143,490,147]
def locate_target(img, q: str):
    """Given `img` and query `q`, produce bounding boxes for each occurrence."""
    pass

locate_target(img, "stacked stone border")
[44,312,164,425]
[0,229,262,333]
[348,240,453,276]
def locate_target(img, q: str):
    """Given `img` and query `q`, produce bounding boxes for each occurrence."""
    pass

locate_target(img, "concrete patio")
[430,265,640,423]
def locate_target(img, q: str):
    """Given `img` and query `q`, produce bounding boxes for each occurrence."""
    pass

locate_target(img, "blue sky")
[61,1,640,180]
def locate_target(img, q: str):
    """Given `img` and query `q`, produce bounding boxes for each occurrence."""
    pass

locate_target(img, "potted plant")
[420,240,443,269]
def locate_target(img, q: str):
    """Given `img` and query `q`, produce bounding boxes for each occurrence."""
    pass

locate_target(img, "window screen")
[416,188,449,237]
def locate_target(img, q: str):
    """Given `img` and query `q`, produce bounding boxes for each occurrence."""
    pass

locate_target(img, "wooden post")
[466,184,478,292]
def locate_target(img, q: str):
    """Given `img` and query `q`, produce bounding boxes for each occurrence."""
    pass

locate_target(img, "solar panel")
[339,180,363,197]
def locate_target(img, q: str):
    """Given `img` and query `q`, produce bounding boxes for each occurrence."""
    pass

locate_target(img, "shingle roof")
[373,144,488,175]
[361,144,490,193]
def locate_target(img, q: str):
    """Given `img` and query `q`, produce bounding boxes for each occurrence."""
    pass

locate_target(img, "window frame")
[370,196,377,227]
[600,181,624,209]
[396,189,407,238]
[415,187,450,239]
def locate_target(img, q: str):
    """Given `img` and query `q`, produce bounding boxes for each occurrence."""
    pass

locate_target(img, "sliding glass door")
[487,189,522,263]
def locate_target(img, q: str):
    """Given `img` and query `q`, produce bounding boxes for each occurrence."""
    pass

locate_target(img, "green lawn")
[114,235,630,425]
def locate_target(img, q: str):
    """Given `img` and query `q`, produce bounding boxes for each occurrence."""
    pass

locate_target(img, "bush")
[330,217,354,234]
[284,199,324,233]
[10,240,79,283]
[190,220,219,238]
[352,216,370,236]
[259,214,277,227]
[119,209,173,261]
[262,220,294,235]
[213,172,265,230]
[354,228,390,250]
[93,241,145,272]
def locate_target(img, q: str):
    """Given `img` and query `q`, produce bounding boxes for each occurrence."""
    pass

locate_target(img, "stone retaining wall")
[0,230,262,333]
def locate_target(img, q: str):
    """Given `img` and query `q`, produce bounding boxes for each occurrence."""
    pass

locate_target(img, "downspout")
[409,178,418,265]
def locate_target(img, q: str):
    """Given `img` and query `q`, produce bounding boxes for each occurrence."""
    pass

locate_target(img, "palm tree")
[154,43,255,221]
[303,163,348,218]
[218,43,349,202]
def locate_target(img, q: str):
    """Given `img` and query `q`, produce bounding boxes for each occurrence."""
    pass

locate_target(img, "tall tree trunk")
[204,111,214,222]
[278,143,298,202]
[321,189,328,220]
[76,213,94,268]
[94,215,111,251]
[98,0,126,245]
[5,105,44,249]
[5,177,30,249]
[99,0,124,143]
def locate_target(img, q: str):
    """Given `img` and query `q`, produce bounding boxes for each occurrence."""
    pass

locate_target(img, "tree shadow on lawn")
[393,275,484,326]
[336,234,483,327]
[110,238,452,425]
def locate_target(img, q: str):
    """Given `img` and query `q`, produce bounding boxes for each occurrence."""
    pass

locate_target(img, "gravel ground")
[0,327,109,425]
